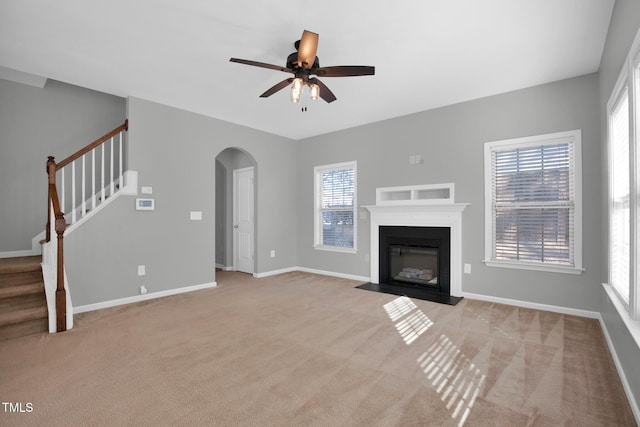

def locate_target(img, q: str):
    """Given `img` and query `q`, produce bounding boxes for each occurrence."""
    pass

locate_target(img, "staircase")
[0,256,48,341]
[42,119,130,333]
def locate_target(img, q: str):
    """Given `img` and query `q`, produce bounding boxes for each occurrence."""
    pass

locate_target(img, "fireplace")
[358,183,468,305]
[380,226,450,294]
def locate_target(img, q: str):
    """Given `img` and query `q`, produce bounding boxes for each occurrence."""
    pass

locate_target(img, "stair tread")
[0,256,41,275]
[0,306,48,326]
[0,282,44,299]
[0,317,48,341]
[0,271,43,288]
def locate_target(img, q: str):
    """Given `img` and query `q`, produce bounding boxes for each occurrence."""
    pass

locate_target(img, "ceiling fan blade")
[297,30,318,69]
[230,58,293,73]
[260,78,294,98]
[309,78,337,103]
[314,66,375,77]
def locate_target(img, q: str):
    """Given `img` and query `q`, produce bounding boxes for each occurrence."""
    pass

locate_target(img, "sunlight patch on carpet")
[383,296,486,426]
[384,296,432,344]
[418,335,486,427]
[383,296,417,321]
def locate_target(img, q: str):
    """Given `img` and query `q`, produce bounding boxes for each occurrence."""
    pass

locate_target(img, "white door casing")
[233,167,254,274]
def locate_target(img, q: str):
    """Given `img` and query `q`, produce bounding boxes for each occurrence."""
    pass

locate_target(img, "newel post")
[55,211,67,332]
[46,156,56,243]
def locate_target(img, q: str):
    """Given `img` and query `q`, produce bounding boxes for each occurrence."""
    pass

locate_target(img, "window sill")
[602,283,640,350]
[314,245,358,254]
[483,259,584,275]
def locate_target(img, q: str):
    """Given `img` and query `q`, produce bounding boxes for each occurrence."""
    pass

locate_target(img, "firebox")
[372,225,459,304]
[388,245,439,288]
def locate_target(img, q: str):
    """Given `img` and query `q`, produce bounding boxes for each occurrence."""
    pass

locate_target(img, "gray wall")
[296,73,602,312]
[66,97,297,305]
[0,79,125,252]
[597,0,640,411]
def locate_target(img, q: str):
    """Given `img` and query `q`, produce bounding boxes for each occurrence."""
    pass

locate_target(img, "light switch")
[190,211,202,220]
[141,186,153,194]
[464,264,471,274]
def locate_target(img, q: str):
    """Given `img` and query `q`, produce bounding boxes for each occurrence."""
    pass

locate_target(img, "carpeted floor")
[0,271,636,426]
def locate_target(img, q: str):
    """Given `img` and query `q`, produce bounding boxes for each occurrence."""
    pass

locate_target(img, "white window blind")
[484,130,582,273]
[314,162,357,251]
[609,88,630,304]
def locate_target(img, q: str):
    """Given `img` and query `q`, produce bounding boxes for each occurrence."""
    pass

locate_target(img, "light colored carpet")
[0,271,635,426]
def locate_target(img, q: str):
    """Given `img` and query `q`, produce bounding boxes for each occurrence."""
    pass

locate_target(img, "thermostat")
[136,198,155,211]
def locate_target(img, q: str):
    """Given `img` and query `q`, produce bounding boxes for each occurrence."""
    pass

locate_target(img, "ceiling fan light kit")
[230,30,375,105]
[290,77,303,102]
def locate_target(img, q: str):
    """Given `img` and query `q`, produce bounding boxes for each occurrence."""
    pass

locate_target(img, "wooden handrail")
[45,119,128,332]
[56,119,128,170]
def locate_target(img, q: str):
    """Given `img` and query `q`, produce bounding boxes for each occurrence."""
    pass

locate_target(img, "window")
[606,29,640,321]
[314,161,357,253]
[484,130,582,274]
[608,86,630,306]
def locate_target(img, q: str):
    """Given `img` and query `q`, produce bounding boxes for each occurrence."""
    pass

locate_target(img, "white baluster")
[71,160,76,224]
[91,149,96,210]
[81,155,86,217]
[110,136,114,196]
[101,144,105,205]
[118,132,123,189]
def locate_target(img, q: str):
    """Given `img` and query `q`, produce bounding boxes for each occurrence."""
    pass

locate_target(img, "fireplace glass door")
[389,245,439,287]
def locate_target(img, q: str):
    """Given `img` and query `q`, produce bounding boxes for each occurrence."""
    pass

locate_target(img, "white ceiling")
[0,0,614,140]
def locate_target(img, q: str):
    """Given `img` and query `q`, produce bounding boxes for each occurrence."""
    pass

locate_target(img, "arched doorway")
[215,148,257,274]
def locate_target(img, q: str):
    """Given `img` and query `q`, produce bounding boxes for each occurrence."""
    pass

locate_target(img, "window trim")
[606,25,640,321]
[313,161,358,254]
[607,71,631,311]
[483,130,583,274]
[632,35,640,320]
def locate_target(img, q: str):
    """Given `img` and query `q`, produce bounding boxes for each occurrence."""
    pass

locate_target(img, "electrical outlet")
[138,265,145,276]
[140,285,147,295]
[270,250,276,258]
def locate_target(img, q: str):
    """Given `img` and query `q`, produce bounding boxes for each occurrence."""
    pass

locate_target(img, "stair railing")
[45,120,128,331]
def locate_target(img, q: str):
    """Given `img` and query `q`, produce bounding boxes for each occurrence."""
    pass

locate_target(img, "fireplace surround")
[361,183,468,304]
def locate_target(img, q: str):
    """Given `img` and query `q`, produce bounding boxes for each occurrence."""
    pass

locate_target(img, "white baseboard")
[461,291,600,319]
[294,267,370,282]
[0,249,40,259]
[253,267,298,278]
[216,264,233,271]
[253,266,369,282]
[73,281,217,314]
[31,230,45,254]
[597,314,640,424]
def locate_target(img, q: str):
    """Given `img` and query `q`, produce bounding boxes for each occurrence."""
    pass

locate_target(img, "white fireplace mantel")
[364,202,469,297]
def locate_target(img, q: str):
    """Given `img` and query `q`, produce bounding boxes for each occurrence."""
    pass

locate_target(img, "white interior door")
[233,167,254,274]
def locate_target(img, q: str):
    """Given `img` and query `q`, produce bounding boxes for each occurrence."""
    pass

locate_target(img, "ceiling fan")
[230,30,375,104]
